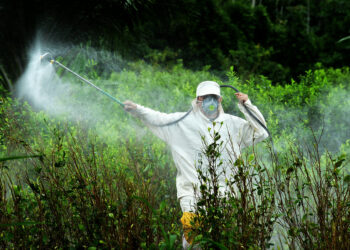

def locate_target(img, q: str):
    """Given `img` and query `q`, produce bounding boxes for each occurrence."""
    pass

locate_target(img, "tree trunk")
[306,0,310,34]
[252,0,256,8]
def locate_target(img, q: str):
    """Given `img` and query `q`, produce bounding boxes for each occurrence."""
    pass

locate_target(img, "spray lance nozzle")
[40,52,54,63]
[39,52,124,107]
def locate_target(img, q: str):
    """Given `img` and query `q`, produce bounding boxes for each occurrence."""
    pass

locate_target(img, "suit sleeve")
[129,104,184,143]
[237,99,269,148]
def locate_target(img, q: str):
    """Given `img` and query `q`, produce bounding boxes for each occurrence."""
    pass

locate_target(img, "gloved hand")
[234,92,248,103]
[123,100,137,111]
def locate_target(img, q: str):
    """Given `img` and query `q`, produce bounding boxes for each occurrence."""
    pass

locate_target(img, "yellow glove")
[180,212,200,244]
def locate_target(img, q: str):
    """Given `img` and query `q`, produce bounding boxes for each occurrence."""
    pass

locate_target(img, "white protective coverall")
[129,97,269,207]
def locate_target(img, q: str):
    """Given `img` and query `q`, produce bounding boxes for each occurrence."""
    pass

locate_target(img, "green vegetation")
[0,52,349,248]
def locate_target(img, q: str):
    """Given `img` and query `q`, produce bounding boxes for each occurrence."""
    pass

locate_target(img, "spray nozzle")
[40,52,54,63]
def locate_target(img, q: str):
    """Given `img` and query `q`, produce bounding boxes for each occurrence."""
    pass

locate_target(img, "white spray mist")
[14,40,180,144]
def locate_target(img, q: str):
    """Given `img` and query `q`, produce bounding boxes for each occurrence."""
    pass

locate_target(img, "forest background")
[0,0,350,249]
[1,0,350,85]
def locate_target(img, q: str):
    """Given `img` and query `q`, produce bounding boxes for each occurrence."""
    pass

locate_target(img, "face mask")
[201,95,219,117]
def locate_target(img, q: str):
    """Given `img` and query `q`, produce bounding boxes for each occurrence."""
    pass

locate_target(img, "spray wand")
[40,53,124,107]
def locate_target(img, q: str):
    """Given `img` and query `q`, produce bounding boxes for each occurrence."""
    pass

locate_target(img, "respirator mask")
[199,95,219,117]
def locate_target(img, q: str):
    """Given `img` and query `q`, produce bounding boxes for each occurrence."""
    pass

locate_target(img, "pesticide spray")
[17,45,131,132]
[40,52,125,107]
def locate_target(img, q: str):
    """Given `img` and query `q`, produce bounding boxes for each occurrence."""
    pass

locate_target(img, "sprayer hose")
[221,84,277,161]
[153,107,193,127]
[220,85,271,138]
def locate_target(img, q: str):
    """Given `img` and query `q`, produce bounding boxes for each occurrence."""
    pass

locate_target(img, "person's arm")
[124,100,184,143]
[234,94,269,148]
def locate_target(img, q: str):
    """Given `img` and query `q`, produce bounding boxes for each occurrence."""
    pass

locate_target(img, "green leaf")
[338,36,350,43]
[143,165,151,173]
[54,160,65,168]
[344,175,350,183]
[286,167,294,175]
[334,159,345,169]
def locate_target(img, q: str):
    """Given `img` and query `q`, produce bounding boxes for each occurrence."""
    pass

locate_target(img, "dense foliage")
[0,51,349,248]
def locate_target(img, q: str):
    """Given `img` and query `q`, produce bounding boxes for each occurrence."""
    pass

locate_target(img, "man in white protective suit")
[123,81,269,248]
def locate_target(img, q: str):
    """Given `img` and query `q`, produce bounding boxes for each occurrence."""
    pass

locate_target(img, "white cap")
[196,81,221,97]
